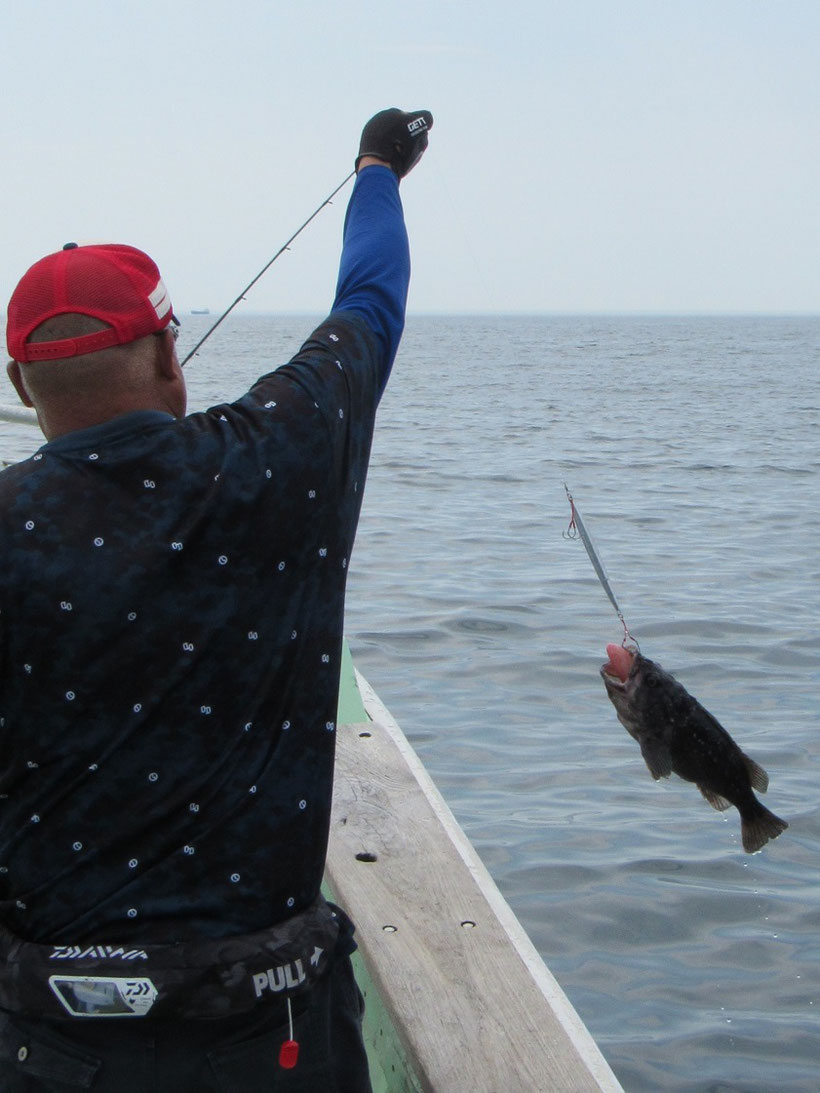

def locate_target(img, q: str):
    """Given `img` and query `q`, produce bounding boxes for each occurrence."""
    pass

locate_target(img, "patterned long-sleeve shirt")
[0,166,410,945]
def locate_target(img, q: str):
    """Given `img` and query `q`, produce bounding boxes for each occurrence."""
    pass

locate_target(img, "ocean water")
[1,314,818,1091]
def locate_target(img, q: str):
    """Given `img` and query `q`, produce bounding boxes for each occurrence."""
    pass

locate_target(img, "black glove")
[356,108,433,177]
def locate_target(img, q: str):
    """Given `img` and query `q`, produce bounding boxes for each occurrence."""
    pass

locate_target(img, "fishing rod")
[0,170,357,427]
[0,173,355,430]
[180,170,356,367]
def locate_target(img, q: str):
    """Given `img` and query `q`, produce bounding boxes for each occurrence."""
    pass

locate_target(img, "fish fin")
[741,802,788,854]
[699,786,732,812]
[639,740,673,781]
[742,754,769,793]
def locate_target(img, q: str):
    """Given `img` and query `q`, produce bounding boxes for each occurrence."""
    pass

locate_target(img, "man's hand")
[356,109,433,178]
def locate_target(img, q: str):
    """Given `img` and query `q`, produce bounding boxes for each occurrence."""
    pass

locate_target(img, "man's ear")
[6,360,35,408]
[153,329,179,381]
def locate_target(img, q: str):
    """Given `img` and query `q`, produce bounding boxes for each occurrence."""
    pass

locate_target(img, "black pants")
[0,953,372,1092]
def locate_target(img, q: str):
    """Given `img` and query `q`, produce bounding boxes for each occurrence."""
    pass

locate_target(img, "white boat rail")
[327,655,623,1092]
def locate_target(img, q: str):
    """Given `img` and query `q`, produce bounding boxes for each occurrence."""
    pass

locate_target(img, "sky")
[2,1,819,316]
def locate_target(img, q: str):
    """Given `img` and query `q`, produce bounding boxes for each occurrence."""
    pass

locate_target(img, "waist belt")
[0,896,340,1020]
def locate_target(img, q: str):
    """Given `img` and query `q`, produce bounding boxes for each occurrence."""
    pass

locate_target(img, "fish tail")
[741,800,788,854]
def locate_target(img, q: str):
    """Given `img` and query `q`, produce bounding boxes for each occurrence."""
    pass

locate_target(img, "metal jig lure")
[563,484,638,649]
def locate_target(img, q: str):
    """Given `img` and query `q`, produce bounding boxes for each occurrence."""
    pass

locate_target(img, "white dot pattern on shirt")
[10,317,368,939]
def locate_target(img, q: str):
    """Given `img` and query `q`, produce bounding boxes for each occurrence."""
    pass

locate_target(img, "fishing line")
[180,170,356,367]
[563,484,638,648]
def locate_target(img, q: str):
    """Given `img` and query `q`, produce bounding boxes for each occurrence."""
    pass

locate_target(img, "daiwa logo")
[50,945,149,961]
[49,975,158,1017]
[408,116,428,133]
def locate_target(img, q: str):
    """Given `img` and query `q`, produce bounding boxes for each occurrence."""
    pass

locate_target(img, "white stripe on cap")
[149,279,172,320]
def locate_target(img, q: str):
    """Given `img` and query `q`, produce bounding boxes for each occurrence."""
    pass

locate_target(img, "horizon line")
[171,308,820,320]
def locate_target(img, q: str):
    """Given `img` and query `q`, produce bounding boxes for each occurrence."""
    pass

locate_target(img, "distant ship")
[191,308,210,315]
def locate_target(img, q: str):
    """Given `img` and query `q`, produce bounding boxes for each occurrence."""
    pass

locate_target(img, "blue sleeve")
[331,165,410,391]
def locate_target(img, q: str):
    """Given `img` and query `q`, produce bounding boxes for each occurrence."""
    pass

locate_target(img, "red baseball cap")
[6,243,177,363]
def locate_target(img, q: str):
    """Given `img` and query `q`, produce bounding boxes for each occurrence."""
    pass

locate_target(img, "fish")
[601,643,788,853]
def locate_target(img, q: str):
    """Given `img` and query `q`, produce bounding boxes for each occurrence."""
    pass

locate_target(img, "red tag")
[279,1039,300,1069]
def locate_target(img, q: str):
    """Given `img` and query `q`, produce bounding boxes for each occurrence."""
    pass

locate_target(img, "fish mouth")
[600,643,637,690]
[600,667,625,689]
[600,666,627,693]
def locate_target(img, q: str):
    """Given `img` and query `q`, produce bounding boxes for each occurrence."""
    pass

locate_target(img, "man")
[0,107,431,1091]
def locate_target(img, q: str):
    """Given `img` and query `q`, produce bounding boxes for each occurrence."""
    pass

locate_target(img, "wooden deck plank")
[326,669,622,1093]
